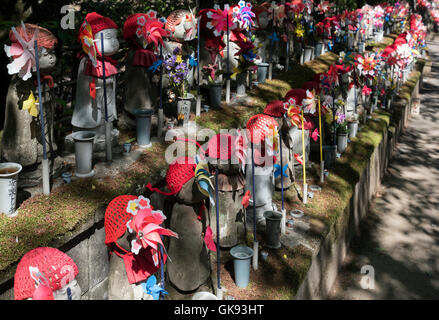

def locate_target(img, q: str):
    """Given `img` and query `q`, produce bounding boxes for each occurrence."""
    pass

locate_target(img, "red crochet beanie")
[246,114,278,144]
[83,12,118,38]
[147,157,196,196]
[263,100,285,118]
[14,247,78,300]
[104,195,138,246]
[302,81,321,94]
[284,88,307,105]
[10,23,58,49]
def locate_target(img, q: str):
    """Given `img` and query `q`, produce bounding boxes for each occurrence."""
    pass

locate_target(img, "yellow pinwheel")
[23,91,39,117]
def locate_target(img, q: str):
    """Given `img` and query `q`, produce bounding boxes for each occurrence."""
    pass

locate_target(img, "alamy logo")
[60,5,76,30]
[360,265,375,290]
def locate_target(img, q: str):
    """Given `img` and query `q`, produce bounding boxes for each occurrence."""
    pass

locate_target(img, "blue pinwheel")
[142,275,168,300]
[274,164,289,179]
[268,31,280,42]
[187,55,198,67]
[148,59,163,73]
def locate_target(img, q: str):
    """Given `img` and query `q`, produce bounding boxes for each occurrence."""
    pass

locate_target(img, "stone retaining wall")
[0,207,109,300]
[295,61,426,299]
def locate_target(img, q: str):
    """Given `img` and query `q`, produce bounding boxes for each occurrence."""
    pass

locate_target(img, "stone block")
[89,278,108,300]
[67,238,89,294]
[88,226,109,288]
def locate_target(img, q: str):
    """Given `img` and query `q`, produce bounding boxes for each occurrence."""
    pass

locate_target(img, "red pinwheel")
[294,153,304,165]
[242,190,251,209]
[311,128,319,142]
[126,197,178,266]
[204,226,217,252]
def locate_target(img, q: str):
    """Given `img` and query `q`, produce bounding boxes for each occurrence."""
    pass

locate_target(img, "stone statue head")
[94,28,119,56]
[165,9,197,42]
[81,12,119,57]
[5,23,58,79]
[253,4,270,29]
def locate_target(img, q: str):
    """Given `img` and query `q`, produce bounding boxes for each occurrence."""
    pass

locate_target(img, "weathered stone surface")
[88,226,109,288]
[89,278,108,300]
[66,238,89,294]
[167,202,210,292]
[1,77,58,167]
[274,138,293,189]
[209,187,245,248]
[245,163,274,207]
[124,50,158,116]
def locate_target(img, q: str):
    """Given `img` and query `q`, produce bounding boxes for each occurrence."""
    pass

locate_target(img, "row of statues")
[2,6,278,180]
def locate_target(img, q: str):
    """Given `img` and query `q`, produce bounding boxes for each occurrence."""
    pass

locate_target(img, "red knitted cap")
[123,13,147,42]
[263,100,285,117]
[14,247,78,300]
[10,23,58,49]
[84,12,118,37]
[104,195,138,245]
[165,157,196,195]
[284,88,307,106]
[246,114,278,144]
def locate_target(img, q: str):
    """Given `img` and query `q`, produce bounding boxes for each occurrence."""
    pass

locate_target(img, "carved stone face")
[52,279,82,300]
[256,11,269,29]
[38,47,56,70]
[94,28,119,56]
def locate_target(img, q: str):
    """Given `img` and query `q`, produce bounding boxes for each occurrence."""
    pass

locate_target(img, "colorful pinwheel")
[141,275,168,300]
[126,196,178,267]
[233,1,255,31]
[5,23,37,80]
[206,4,235,37]
[79,19,98,67]
[274,164,289,179]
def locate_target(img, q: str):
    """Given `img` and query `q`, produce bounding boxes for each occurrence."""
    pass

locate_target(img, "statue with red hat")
[122,11,168,118]
[70,12,120,151]
[14,247,81,300]
[146,155,212,292]
[2,23,63,183]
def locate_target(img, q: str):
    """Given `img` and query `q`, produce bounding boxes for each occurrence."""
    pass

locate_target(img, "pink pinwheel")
[5,24,37,81]
[126,197,178,266]
[242,190,251,209]
[311,128,319,142]
[294,153,304,165]
[204,226,217,252]
[362,85,372,96]
[302,90,316,114]
[141,19,168,47]
[233,1,255,31]
[327,64,339,87]
[206,5,235,37]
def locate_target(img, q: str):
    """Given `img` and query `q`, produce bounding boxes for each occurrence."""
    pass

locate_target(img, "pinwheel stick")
[268,7,274,80]
[159,243,165,300]
[196,17,201,117]
[34,40,50,195]
[226,10,231,104]
[215,168,223,300]
[301,109,308,204]
[101,34,112,162]
[158,44,164,139]
[279,132,286,235]
[251,142,258,271]
[318,96,324,183]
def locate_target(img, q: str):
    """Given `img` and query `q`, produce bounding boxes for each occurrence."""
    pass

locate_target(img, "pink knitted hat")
[14,247,78,300]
